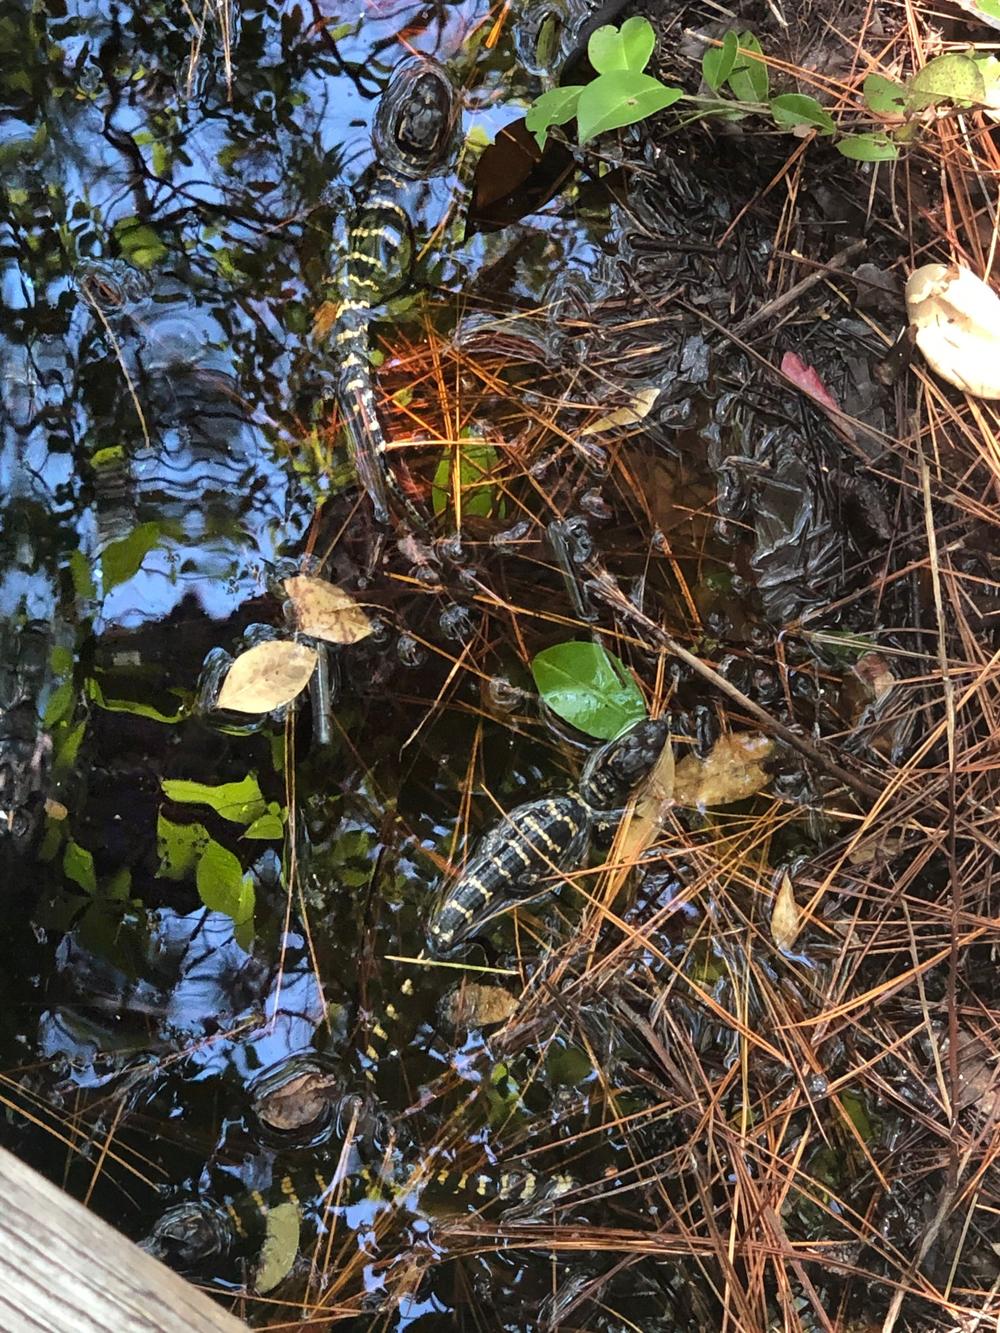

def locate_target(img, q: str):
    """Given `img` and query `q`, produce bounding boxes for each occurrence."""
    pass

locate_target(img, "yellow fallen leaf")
[284,575,373,645]
[771,870,801,952]
[578,386,659,437]
[440,981,518,1029]
[906,263,1000,399]
[672,732,774,809]
[217,641,318,714]
[618,730,675,865]
[254,1200,300,1294]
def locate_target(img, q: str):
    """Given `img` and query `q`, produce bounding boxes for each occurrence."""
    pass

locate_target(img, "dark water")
[1,0,973,1327]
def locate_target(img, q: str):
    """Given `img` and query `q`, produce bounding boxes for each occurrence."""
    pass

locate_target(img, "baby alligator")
[325,56,458,525]
[427,717,669,955]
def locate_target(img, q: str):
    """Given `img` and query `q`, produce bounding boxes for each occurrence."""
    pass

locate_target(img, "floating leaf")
[195,837,254,922]
[909,53,985,109]
[769,93,835,135]
[579,385,659,437]
[216,641,318,715]
[672,732,774,808]
[835,133,898,161]
[771,870,801,952]
[161,774,267,825]
[64,840,97,894]
[906,263,1000,399]
[703,30,738,92]
[284,575,373,645]
[156,813,210,881]
[531,641,646,739]
[254,1201,300,1295]
[577,71,682,144]
[863,73,908,116]
[101,521,161,593]
[440,982,518,1029]
[588,16,655,75]
[430,439,502,517]
[525,85,584,150]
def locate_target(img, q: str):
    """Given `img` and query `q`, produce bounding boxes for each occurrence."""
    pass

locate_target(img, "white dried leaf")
[217,641,318,714]
[672,732,774,809]
[906,263,1000,399]
[284,575,373,645]
[254,1200,300,1294]
[771,870,801,952]
[579,386,659,437]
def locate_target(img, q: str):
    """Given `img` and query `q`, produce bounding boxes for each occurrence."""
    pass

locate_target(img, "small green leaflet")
[64,840,97,894]
[157,814,211,881]
[703,30,738,92]
[577,72,682,144]
[908,53,985,109]
[587,15,655,75]
[836,133,899,162]
[728,31,768,103]
[195,837,255,924]
[101,521,161,593]
[531,641,646,739]
[161,774,267,826]
[254,1201,300,1294]
[431,439,502,517]
[525,85,584,151]
[769,93,835,135]
[862,74,908,116]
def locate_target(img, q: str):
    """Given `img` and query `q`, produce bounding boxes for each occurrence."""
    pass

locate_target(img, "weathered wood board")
[0,1147,246,1333]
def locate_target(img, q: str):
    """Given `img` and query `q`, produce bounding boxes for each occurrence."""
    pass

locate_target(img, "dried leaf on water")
[254,1069,341,1132]
[578,386,659,437]
[440,982,518,1029]
[216,641,318,714]
[672,732,774,809]
[771,870,801,952]
[254,1201,300,1294]
[905,263,1000,399]
[619,728,675,864]
[284,575,373,645]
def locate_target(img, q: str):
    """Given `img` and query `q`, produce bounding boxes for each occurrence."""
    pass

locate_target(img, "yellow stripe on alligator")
[279,1175,300,1206]
[226,1201,248,1239]
[519,813,562,854]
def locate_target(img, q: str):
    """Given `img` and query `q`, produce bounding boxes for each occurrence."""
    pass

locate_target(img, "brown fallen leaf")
[217,640,318,714]
[618,729,675,865]
[578,386,659,437]
[284,575,373,645]
[253,1069,341,1133]
[672,732,774,809]
[771,870,801,952]
[906,263,1000,399]
[440,981,518,1030]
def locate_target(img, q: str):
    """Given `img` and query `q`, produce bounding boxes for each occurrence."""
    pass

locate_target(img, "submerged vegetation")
[3,0,1000,1328]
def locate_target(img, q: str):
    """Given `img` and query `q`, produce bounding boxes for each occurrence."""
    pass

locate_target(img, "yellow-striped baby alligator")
[323,56,459,525]
[427,717,669,955]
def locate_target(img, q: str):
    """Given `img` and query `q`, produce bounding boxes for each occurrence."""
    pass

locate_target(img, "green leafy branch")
[526,17,1000,165]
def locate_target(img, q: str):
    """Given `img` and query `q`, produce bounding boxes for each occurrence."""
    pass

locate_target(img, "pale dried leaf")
[906,263,1000,399]
[254,1201,300,1294]
[771,871,801,952]
[217,641,318,714]
[619,730,675,864]
[579,386,659,438]
[672,732,774,809]
[440,981,518,1029]
[284,575,373,645]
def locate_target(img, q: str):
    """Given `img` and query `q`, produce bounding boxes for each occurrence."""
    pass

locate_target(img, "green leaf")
[978,0,1000,17]
[64,840,97,894]
[727,31,768,102]
[863,73,908,116]
[243,808,285,840]
[161,774,267,825]
[195,837,254,923]
[525,85,583,150]
[909,53,985,109]
[618,16,656,73]
[576,71,682,144]
[43,680,74,728]
[253,1201,300,1294]
[87,676,185,724]
[769,93,835,134]
[431,439,502,517]
[703,30,738,92]
[531,641,647,739]
[835,133,899,161]
[101,521,161,593]
[156,813,211,881]
[112,216,167,269]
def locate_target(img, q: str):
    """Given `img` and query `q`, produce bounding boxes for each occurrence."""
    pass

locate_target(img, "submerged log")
[0,1147,245,1333]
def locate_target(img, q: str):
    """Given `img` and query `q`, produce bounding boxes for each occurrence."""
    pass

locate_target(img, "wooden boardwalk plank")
[0,1147,246,1333]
